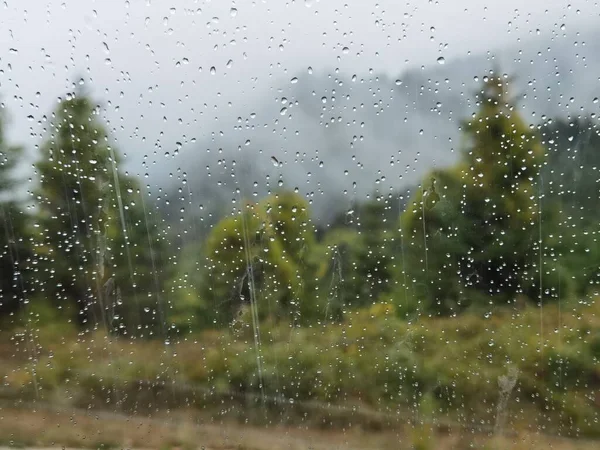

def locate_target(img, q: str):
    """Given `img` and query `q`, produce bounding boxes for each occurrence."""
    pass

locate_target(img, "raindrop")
[290,77,298,84]
[230,7,238,17]
[280,107,288,115]
[437,56,445,65]
[210,66,216,75]
[342,46,349,54]
[271,156,280,166]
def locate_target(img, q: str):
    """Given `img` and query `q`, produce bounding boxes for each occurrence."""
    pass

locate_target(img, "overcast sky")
[1,0,597,183]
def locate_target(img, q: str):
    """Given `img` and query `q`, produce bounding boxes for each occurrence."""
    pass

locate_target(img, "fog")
[1,0,598,221]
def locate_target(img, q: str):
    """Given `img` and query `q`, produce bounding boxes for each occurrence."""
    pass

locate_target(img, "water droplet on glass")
[210,66,216,75]
[271,156,280,166]
[280,107,288,115]
[230,7,237,17]
[290,77,298,84]
[437,56,445,65]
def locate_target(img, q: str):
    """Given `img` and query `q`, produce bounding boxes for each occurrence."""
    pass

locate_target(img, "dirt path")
[0,404,598,450]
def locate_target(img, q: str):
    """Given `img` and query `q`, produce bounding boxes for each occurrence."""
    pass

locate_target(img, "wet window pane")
[0,1,599,448]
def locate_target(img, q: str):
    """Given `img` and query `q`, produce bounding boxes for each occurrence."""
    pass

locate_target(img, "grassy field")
[0,293,599,448]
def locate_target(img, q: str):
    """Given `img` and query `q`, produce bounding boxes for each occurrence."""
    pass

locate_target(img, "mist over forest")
[159,25,600,230]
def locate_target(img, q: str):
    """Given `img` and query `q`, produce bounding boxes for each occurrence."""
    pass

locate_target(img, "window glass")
[0,1,599,448]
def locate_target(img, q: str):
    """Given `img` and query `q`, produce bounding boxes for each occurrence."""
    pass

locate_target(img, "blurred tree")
[541,117,600,221]
[33,91,168,333]
[342,197,395,308]
[197,190,318,326]
[314,193,398,317]
[0,104,32,318]
[540,117,600,294]
[401,73,556,314]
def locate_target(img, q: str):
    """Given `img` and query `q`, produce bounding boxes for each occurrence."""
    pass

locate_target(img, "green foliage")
[314,195,398,317]
[401,73,561,314]
[0,105,31,318]
[33,91,168,333]
[195,190,319,326]
[541,117,600,220]
[17,297,600,438]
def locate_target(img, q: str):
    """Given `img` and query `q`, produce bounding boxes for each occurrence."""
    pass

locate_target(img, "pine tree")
[402,72,552,313]
[33,91,167,333]
[0,104,31,317]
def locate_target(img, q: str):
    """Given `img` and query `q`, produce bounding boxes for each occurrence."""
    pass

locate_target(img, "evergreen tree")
[330,195,396,309]
[541,117,600,221]
[401,73,557,313]
[540,117,600,293]
[0,104,31,317]
[33,91,168,333]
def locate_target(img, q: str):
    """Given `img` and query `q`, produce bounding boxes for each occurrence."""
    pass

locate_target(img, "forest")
[1,73,599,446]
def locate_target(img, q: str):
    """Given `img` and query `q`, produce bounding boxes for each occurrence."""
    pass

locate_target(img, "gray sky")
[0,0,596,185]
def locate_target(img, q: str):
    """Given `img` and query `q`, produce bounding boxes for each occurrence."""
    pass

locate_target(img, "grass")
[0,293,599,446]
